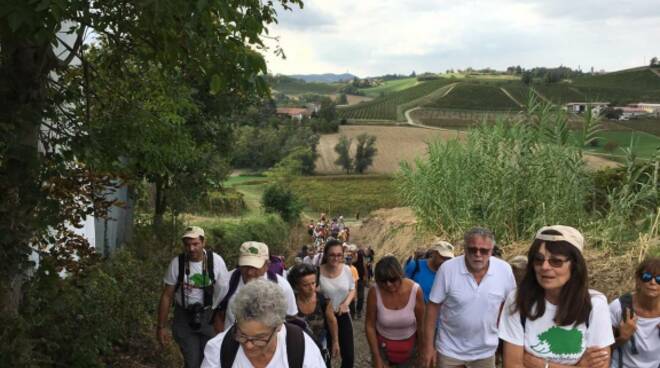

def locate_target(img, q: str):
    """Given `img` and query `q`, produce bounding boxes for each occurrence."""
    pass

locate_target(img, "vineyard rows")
[338,79,453,121]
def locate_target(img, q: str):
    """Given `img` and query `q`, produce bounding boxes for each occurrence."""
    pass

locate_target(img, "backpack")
[616,293,639,368]
[220,322,305,368]
[175,250,215,308]
[216,268,278,313]
[268,255,285,276]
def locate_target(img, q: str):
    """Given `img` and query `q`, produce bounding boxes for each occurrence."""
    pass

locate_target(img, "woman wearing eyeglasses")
[287,263,340,367]
[319,239,356,368]
[201,279,325,367]
[499,225,614,368]
[365,256,424,368]
[609,257,660,368]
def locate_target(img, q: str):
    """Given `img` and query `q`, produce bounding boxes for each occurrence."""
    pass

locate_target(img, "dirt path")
[650,67,660,78]
[500,87,524,108]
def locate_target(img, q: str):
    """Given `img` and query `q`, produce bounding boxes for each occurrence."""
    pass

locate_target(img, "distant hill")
[287,73,357,83]
[268,75,344,95]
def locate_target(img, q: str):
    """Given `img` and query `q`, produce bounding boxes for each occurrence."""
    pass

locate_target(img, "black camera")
[188,303,204,330]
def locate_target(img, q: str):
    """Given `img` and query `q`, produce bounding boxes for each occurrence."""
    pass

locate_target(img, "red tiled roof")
[276,107,311,116]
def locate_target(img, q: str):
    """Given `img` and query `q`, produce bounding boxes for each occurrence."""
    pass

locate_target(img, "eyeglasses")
[640,271,660,284]
[532,254,570,268]
[466,247,492,256]
[327,254,343,259]
[234,327,277,347]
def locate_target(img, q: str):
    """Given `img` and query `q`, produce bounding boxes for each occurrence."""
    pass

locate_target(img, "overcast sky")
[263,0,660,77]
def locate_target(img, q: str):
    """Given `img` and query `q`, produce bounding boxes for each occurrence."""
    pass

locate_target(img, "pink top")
[375,282,419,340]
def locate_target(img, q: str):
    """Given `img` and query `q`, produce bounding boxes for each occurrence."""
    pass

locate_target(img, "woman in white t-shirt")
[319,239,356,368]
[201,279,325,368]
[499,225,614,368]
[610,257,660,368]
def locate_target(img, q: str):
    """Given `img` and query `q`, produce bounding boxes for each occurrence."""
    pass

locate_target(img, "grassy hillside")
[574,68,660,91]
[532,84,586,104]
[337,79,453,120]
[422,83,521,111]
[270,76,343,95]
[360,78,419,97]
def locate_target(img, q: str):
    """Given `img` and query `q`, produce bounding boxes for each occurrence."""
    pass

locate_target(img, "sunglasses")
[466,247,491,256]
[532,254,570,268]
[378,277,401,284]
[640,271,660,284]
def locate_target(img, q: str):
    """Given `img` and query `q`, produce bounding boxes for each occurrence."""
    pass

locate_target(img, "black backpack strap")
[203,250,215,307]
[617,292,637,368]
[220,324,240,368]
[411,259,420,279]
[285,322,306,368]
[176,253,186,308]
[217,270,242,313]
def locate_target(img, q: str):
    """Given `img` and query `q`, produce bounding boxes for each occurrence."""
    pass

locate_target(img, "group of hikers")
[157,221,660,368]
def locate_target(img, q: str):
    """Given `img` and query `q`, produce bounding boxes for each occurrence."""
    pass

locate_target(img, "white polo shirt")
[429,255,516,360]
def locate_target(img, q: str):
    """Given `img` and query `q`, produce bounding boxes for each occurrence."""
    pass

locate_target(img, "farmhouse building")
[616,106,649,120]
[565,102,610,114]
[635,102,660,115]
[276,107,312,120]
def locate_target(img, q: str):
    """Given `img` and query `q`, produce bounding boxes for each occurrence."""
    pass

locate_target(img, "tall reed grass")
[399,100,659,247]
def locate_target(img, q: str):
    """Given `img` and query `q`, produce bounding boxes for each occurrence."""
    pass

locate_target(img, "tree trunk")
[153,177,167,229]
[0,38,54,315]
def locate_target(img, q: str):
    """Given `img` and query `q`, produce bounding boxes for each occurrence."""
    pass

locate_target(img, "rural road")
[404,106,446,130]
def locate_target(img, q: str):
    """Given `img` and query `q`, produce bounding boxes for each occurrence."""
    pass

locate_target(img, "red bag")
[377,334,416,364]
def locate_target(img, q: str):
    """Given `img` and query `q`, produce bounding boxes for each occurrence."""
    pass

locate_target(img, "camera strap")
[176,250,215,309]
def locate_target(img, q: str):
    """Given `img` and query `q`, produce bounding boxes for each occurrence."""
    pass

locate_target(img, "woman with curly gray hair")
[201,279,325,367]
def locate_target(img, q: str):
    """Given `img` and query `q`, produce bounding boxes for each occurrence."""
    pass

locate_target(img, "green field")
[587,130,660,158]
[290,175,401,216]
[271,78,343,95]
[614,118,660,137]
[360,78,419,97]
[338,79,453,120]
[422,83,521,111]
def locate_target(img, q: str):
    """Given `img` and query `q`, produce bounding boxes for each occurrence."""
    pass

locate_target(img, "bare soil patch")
[315,125,461,174]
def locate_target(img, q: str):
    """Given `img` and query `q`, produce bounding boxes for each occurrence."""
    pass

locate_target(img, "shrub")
[261,184,303,224]
[201,189,247,215]
[309,118,339,134]
[12,229,182,368]
[604,140,620,152]
[203,214,290,267]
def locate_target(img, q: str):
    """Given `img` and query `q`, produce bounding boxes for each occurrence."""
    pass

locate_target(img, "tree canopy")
[0,0,303,313]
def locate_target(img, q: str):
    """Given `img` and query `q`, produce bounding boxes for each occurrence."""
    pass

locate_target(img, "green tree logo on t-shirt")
[189,273,211,288]
[531,326,583,355]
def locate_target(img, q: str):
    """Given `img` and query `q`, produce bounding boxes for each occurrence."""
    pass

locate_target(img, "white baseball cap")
[238,241,269,268]
[535,225,584,253]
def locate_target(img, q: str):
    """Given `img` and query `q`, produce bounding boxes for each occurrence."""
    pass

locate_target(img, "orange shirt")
[349,265,359,282]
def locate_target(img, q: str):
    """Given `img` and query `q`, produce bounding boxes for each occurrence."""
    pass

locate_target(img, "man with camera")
[157,226,229,368]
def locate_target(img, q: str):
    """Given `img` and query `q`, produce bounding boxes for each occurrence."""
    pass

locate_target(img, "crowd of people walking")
[157,217,660,368]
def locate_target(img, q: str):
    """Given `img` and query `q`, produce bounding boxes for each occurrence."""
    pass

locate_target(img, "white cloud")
[264,0,660,76]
